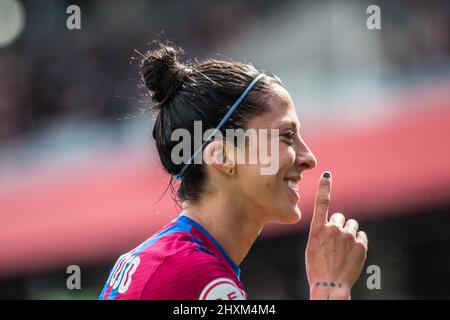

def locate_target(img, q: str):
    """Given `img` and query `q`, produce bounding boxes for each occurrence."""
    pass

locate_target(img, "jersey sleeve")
[141,248,247,300]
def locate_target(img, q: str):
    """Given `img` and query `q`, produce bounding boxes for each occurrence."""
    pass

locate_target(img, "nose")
[294,137,317,170]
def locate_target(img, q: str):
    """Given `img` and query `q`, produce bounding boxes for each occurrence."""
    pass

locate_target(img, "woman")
[99,43,368,300]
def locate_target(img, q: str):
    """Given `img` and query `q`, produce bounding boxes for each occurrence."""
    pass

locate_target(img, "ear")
[203,139,236,176]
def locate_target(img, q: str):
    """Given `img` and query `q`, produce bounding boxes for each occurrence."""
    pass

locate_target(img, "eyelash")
[282,131,296,145]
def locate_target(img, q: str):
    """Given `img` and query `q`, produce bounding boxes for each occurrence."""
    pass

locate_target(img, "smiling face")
[229,83,317,225]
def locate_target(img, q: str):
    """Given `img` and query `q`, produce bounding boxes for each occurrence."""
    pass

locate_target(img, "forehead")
[249,84,300,129]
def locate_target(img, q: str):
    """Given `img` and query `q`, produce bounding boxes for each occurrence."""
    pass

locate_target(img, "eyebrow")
[275,120,301,130]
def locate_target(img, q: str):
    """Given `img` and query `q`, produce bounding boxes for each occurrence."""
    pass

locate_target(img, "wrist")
[309,281,351,300]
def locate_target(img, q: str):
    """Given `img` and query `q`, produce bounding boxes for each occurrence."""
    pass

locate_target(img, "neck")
[181,193,264,266]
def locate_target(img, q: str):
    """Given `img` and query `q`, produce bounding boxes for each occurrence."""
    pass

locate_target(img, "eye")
[281,130,296,145]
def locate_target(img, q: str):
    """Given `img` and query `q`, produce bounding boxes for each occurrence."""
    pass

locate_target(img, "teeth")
[286,179,298,191]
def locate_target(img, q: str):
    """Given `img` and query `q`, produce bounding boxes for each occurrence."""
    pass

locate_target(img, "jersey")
[99,215,247,300]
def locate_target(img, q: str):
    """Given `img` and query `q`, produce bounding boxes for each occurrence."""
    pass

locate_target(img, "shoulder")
[141,247,246,300]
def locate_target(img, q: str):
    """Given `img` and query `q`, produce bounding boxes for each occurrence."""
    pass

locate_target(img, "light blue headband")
[174,73,265,181]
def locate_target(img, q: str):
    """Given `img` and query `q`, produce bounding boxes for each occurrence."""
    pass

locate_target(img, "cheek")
[236,164,276,197]
[236,141,294,198]
[279,144,296,170]
[251,136,294,176]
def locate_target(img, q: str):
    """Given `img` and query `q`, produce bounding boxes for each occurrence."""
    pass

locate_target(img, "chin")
[276,206,302,224]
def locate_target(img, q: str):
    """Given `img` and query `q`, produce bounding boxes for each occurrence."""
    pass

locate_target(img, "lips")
[285,179,299,191]
[284,178,300,204]
[284,174,302,203]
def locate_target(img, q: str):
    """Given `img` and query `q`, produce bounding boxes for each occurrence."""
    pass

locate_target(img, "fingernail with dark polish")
[323,172,331,179]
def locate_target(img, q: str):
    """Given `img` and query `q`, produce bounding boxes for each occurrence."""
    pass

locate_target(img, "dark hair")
[140,42,281,203]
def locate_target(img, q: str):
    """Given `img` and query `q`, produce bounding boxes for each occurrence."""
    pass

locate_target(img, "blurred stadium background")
[0,0,449,299]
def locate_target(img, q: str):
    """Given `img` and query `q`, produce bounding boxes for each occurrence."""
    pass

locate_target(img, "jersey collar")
[176,215,241,279]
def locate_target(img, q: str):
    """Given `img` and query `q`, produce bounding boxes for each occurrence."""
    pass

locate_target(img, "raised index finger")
[311,171,332,230]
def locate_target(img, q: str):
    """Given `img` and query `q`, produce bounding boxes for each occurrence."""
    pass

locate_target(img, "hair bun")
[141,43,189,104]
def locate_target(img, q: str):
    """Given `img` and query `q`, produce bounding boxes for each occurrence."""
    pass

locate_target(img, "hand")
[305,172,368,300]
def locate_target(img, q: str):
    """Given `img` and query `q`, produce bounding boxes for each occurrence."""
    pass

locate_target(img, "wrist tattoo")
[316,281,342,288]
